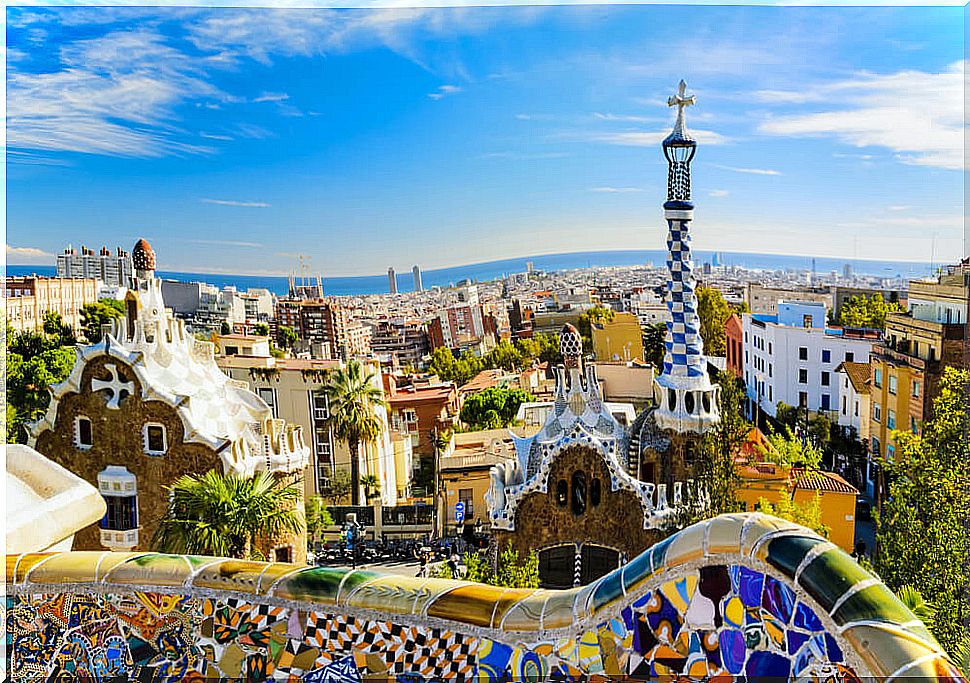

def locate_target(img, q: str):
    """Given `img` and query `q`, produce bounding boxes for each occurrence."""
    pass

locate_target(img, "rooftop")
[835,361,872,393]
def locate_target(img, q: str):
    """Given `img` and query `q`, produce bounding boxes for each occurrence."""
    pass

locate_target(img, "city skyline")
[7,4,965,276]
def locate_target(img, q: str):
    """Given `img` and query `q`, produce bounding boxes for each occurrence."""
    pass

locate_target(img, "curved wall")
[6,514,965,682]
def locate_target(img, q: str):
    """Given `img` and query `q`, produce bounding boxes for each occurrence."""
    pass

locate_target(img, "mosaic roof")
[6,514,965,682]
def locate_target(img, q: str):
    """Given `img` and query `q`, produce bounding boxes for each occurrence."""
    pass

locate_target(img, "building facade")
[590,312,645,363]
[5,276,100,335]
[275,298,371,360]
[725,313,744,378]
[741,301,877,419]
[30,239,310,561]
[56,245,133,287]
[368,318,431,368]
[869,263,968,470]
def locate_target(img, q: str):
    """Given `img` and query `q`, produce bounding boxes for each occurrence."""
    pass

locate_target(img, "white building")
[57,244,133,287]
[742,300,878,418]
[834,361,871,442]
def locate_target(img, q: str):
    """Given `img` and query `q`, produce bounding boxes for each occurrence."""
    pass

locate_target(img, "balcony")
[99,528,139,549]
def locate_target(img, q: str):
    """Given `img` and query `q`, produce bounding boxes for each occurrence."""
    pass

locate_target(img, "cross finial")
[666,79,695,141]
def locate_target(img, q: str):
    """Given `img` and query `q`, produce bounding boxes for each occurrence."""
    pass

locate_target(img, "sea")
[6,250,938,297]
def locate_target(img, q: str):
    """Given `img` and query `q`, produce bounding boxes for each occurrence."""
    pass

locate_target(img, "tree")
[696,286,731,357]
[876,367,969,650]
[6,340,76,443]
[577,305,615,351]
[459,542,540,588]
[323,468,353,506]
[319,360,386,506]
[304,496,334,546]
[838,293,902,330]
[79,299,125,343]
[757,492,830,538]
[42,311,76,347]
[460,387,535,430]
[361,474,381,501]
[254,322,270,336]
[642,321,667,370]
[220,321,232,335]
[761,426,824,469]
[152,470,304,560]
[278,325,298,349]
[695,373,749,516]
[895,585,936,631]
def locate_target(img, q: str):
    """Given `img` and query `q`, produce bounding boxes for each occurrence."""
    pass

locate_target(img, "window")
[874,368,882,388]
[910,416,919,434]
[799,369,808,384]
[311,393,329,421]
[845,351,854,362]
[459,488,475,518]
[821,394,831,411]
[571,471,586,516]
[821,349,831,363]
[98,467,138,532]
[768,364,772,378]
[590,478,602,507]
[854,400,859,417]
[887,410,896,430]
[871,437,880,456]
[798,347,808,361]
[143,423,167,455]
[821,371,830,386]
[75,416,93,449]
[802,315,812,328]
[873,402,881,423]
[768,342,772,354]
[258,388,277,417]
[886,444,895,461]
[768,386,772,402]
[799,391,808,408]
[842,396,847,415]
[556,480,568,507]
[402,409,418,433]
[888,375,897,395]
[912,381,920,398]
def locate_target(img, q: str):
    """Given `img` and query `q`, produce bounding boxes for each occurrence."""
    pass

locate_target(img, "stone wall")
[6,514,963,683]
[32,355,307,561]
[493,445,663,564]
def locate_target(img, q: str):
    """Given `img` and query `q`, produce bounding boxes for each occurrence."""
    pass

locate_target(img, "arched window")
[556,480,568,507]
[590,478,601,507]
[571,471,586,516]
[75,416,93,449]
[684,392,696,414]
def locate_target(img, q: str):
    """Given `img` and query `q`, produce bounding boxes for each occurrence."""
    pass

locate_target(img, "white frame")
[143,422,168,455]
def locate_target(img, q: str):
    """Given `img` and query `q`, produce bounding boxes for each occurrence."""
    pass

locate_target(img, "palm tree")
[361,474,382,501]
[318,360,386,506]
[152,470,304,560]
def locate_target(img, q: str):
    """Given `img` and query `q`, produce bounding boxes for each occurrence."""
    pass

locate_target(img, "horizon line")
[8,246,945,281]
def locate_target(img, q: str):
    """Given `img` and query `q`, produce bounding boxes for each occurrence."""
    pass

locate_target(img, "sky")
[5,3,965,276]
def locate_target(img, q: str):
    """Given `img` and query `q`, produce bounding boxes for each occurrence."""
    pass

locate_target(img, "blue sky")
[6,4,964,276]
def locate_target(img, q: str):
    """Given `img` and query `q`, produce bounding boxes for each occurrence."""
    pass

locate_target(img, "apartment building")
[276,298,371,360]
[5,276,100,335]
[56,245,133,287]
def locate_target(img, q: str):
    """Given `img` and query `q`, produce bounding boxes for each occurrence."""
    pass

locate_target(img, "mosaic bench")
[5,513,965,682]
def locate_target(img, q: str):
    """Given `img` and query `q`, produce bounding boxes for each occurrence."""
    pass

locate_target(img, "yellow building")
[869,263,968,474]
[591,312,645,363]
[737,461,858,552]
[5,276,100,335]
[439,428,529,534]
[218,354,411,505]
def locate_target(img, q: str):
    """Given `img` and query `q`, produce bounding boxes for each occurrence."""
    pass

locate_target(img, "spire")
[662,80,697,204]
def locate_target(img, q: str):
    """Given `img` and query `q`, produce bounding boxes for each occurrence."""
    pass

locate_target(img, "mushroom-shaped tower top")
[559,323,583,369]
[132,238,156,272]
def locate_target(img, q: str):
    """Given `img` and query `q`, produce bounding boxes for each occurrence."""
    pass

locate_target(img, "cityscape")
[4,4,969,683]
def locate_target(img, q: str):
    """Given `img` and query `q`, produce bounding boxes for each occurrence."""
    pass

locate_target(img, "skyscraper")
[388,267,397,294]
[412,265,423,292]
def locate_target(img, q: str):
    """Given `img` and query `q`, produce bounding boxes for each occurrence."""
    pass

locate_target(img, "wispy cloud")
[253,91,289,103]
[887,205,911,212]
[7,244,54,264]
[594,129,729,146]
[201,198,271,208]
[428,84,462,100]
[187,238,265,247]
[758,60,964,170]
[709,189,730,197]
[712,164,781,176]
[588,186,644,193]
[479,151,571,160]
[592,112,655,123]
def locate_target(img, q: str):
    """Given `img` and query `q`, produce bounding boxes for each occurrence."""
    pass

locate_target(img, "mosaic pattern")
[6,514,967,682]
[661,218,705,380]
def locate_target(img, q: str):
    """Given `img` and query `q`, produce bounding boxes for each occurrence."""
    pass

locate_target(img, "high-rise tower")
[388,267,398,295]
[652,81,721,434]
[412,265,423,292]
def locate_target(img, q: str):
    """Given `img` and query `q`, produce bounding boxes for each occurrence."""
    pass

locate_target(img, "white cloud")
[187,239,265,247]
[593,112,655,123]
[201,198,271,208]
[428,84,462,100]
[712,164,781,176]
[200,132,234,141]
[253,92,289,103]
[594,129,729,147]
[7,244,54,264]
[709,189,730,197]
[887,205,911,212]
[758,60,964,170]
[589,186,644,193]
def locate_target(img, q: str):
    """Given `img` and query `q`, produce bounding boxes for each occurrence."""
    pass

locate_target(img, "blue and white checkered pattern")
[662,219,706,379]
